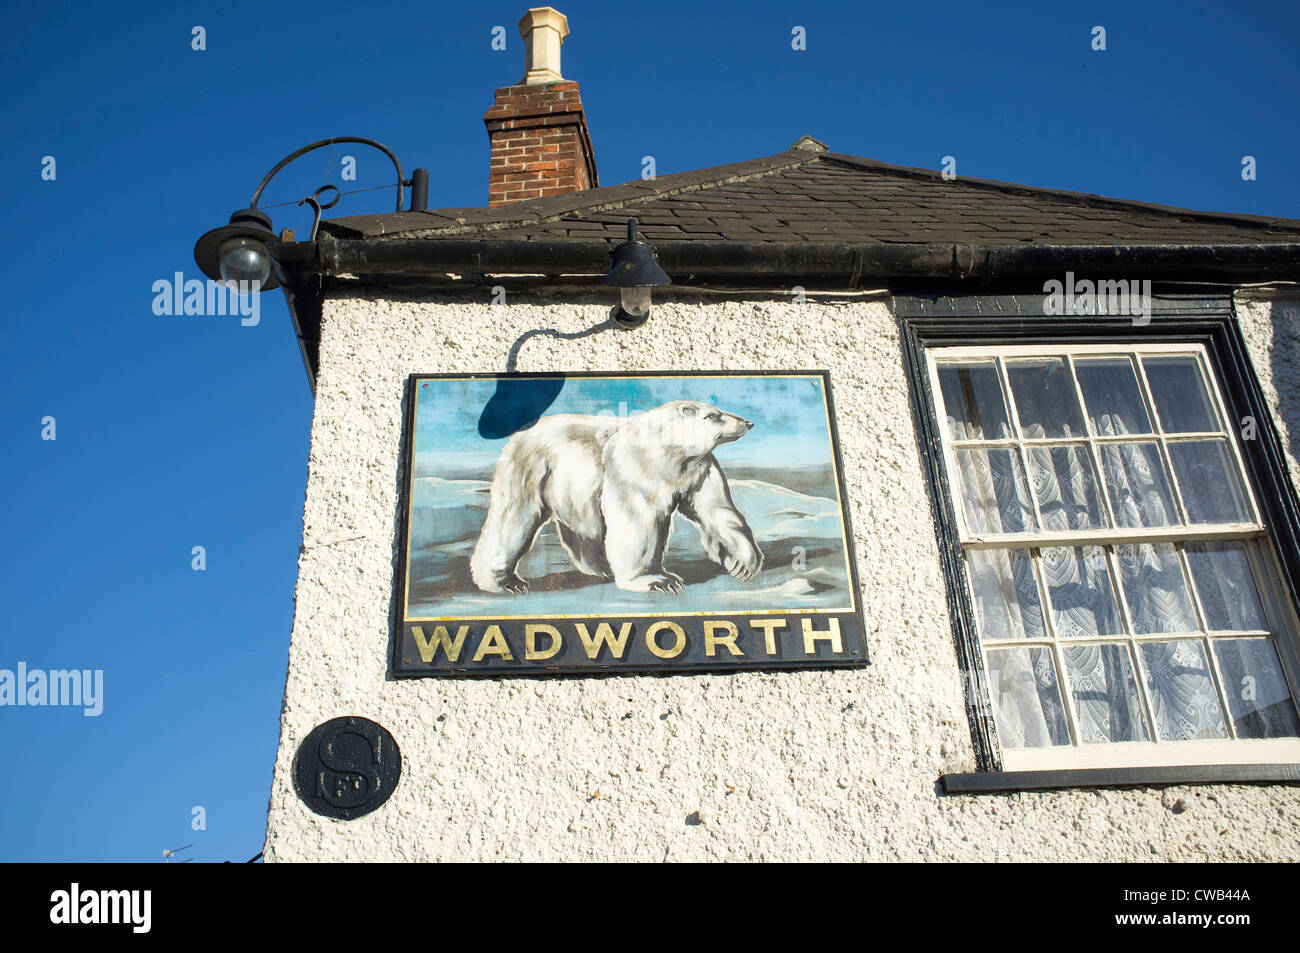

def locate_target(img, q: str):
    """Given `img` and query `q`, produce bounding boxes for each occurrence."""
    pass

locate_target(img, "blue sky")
[1,0,1297,861]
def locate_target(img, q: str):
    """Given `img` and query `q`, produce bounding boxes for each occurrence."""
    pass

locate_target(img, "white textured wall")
[263,288,1300,861]
[1236,293,1300,484]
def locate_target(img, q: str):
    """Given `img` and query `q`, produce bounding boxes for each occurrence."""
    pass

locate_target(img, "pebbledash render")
[262,8,1300,861]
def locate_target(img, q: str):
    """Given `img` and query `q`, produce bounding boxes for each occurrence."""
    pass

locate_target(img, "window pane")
[1075,357,1153,436]
[956,448,1037,534]
[1212,638,1300,739]
[938,362,1011,441]
[1028,446,1107,532]
[1167,440,1252,525]
[1143,356,1220,433]
[1185,541,1269,632]
[1006,359,1086,439]
[1063,643,1149,743]
[1041,547,1123,637]
[1139,640,1228,740]
[1098,442,1178,528]
[1116,543,1198,634]
[985,646,1070,748]
[967,549,1046,641]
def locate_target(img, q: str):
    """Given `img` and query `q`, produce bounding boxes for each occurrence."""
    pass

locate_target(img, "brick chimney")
[484,7,598,207]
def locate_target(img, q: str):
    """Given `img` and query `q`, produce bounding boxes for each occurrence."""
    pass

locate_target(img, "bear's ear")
[678,403,698,417]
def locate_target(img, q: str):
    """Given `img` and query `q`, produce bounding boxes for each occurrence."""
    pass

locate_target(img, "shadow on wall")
[1266,298,1300,473]
[503,316,615,374]
[481,315,618,438]
[387,382,412,677]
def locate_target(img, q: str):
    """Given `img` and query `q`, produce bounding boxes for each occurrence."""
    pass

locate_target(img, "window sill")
[941,763,1300,795]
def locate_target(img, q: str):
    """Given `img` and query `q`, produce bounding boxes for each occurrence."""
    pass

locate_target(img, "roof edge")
[320,149,821,240]
[820,153,1300,232]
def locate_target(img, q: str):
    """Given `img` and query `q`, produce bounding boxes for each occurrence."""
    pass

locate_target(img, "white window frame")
[926,341,1300,772]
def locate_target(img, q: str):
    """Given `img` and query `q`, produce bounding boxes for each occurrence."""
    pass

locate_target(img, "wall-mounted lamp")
[602,219,671,329]
[194,207,281,291]
[194,137,428,295]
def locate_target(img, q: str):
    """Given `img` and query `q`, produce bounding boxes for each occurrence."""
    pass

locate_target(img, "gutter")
[286,237,1300,285]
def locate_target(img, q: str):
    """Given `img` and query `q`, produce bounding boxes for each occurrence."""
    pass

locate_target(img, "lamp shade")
[193,208,281,291]
[602,219,670,288]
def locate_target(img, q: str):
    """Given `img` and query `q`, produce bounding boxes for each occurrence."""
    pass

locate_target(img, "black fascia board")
[289,237,1300,284]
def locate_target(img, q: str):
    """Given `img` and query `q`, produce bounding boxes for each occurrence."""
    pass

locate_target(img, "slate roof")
[320,138,1300,247]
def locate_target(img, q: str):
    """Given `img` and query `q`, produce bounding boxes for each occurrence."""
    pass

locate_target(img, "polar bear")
[470,400,763,594]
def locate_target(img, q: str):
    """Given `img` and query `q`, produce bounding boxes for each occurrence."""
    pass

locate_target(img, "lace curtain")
[963,406,1227,746]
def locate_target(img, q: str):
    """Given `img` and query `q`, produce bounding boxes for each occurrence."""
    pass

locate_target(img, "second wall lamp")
[603,219,671,329]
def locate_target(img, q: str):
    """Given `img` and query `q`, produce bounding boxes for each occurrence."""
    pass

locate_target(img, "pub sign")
[393,371,867,675]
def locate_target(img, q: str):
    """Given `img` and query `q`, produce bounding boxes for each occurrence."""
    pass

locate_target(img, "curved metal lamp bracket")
[297,185,342,242]
[249,137,407,213]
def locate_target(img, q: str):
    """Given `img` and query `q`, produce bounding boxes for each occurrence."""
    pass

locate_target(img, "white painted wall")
[1236,293,1300,482]
[262,287,1300,861]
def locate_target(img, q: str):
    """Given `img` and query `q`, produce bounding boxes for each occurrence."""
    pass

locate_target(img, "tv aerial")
[163,844,194,863]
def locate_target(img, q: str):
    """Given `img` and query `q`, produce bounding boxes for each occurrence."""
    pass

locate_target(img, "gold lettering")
[412,625,470,663]
[748,618,787,655]
[704,620,744,657]
[645,620,686,659]
[801,616,843,654]
[473,624,514,661]
[574,622,633,659]
[525,624,562,660]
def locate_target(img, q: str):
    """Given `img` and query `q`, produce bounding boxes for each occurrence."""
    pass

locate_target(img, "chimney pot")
[519,7,569,85]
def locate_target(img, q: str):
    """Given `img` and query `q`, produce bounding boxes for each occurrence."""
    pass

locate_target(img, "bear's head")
[664,400,754,455]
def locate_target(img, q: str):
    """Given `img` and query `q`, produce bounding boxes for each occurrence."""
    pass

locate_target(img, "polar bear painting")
[402,373,855,619]
[470,401,762,594]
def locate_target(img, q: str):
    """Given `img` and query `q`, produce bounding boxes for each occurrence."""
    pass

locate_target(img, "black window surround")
[896,291,1300,794]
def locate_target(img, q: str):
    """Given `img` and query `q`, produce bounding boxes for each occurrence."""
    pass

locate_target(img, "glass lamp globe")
[218,237,273,289]
[619,286,652,317]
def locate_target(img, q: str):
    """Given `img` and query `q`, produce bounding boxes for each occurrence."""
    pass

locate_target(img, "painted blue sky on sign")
[412,373,837,478]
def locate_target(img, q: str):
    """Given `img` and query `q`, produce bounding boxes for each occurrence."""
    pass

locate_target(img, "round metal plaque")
[293,716,401,820]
